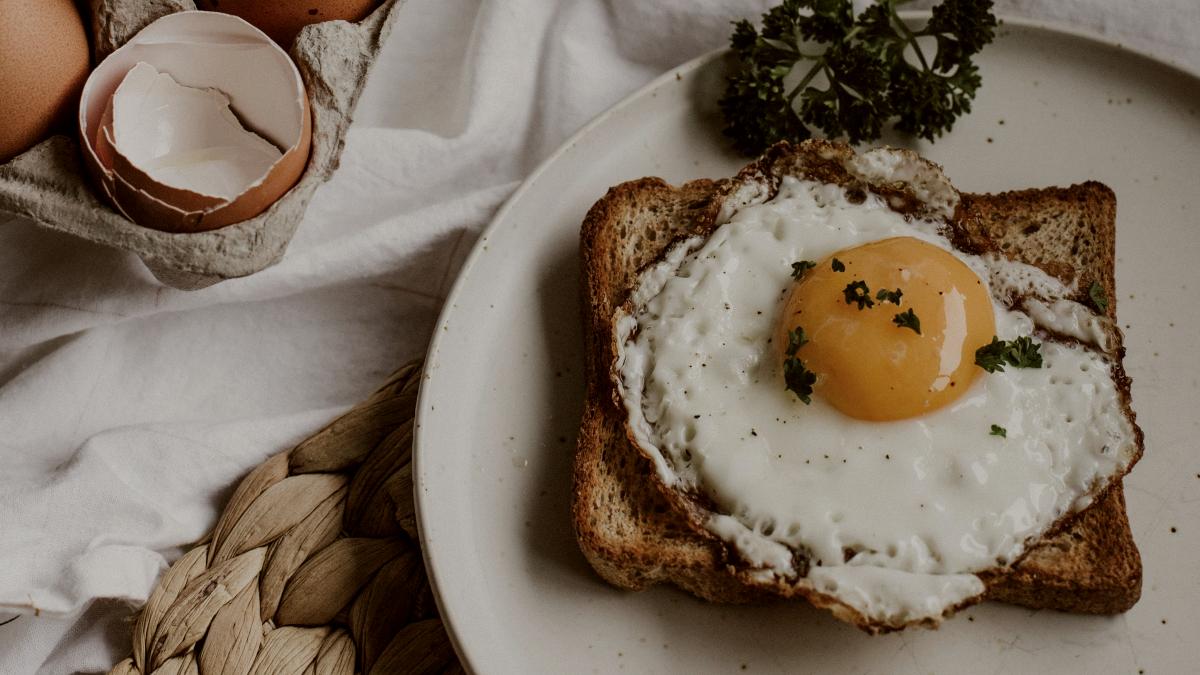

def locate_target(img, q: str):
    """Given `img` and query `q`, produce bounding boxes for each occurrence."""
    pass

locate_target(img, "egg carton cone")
[0,0,405,290]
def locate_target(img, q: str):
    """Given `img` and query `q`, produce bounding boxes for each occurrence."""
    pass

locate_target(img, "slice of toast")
[574,141,1142,630]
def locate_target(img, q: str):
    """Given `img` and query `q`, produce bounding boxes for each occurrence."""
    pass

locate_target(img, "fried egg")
[614,157,1137,626]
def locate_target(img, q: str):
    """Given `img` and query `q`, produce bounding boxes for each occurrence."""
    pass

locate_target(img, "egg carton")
[0,0,404,290]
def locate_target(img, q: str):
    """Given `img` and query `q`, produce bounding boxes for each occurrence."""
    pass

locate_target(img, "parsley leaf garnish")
[975,335,1044,373]
[783,356,817,404]
[842,280,874,309]
[1088,281,1109,312]
[786,326,809,356]
[719,0,998,155]
[1006,336,1043,368]
[831,258,846,272]
[875,287,903,304]
[990,424,1006,438]
[892,308,921,334]
[783,326,815,403]
[974,337,1007,372]
[791,260,817,279]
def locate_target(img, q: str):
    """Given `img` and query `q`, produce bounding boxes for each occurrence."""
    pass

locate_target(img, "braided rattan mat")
[109,361,461,675]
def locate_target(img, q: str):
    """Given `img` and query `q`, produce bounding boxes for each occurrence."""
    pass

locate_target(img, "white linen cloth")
[1,1,1196,672]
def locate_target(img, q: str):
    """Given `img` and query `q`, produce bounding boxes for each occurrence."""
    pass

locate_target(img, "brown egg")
[0,0,90,163]
[195,0,381,47]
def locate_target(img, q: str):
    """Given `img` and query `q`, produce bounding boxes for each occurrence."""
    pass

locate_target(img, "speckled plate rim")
[414,15,1200,674]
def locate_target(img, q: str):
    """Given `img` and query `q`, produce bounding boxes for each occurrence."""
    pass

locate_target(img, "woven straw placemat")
[109,360,461,675]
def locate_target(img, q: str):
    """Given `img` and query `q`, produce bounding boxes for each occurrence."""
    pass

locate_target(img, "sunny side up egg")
[615,168,1137,625]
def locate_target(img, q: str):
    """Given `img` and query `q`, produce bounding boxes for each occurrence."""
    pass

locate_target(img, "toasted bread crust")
[984,483,1141,613]
[575,178,731,588]
[574,141,1143,631]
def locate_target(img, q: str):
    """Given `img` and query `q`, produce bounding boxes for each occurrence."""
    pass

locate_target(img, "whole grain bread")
[574,140,1143,633]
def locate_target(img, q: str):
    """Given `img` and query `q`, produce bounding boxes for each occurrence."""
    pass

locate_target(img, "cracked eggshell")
[194,0,382,47]
[79,10,312,234]
[108,63,283,203]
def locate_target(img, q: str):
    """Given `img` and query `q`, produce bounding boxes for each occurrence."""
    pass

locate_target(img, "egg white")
[615,175,1137,624]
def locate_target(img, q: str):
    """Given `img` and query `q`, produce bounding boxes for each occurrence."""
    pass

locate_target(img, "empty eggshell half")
[79,11,311,233]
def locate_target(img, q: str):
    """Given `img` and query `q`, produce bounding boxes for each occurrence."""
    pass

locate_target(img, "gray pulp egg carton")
[0,0,404,290]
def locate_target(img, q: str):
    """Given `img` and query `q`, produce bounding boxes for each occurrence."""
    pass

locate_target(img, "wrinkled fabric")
[1,0,1196,672]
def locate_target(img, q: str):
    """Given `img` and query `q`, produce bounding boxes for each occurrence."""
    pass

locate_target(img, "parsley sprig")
[893,308,921,334]
[783,326,816,403]
[843,280,875,309]
[990,424,1007,437]
[791,260,817,279]
[783,357,817,403]
[786,327,810,354]
[975,336,1043,373]
[719,0,998,155]
[875,287,903,304]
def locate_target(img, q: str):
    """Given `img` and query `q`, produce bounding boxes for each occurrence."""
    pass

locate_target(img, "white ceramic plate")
[416,18,1200,674]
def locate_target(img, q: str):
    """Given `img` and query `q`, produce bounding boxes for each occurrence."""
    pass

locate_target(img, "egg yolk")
[775,236,996,421]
